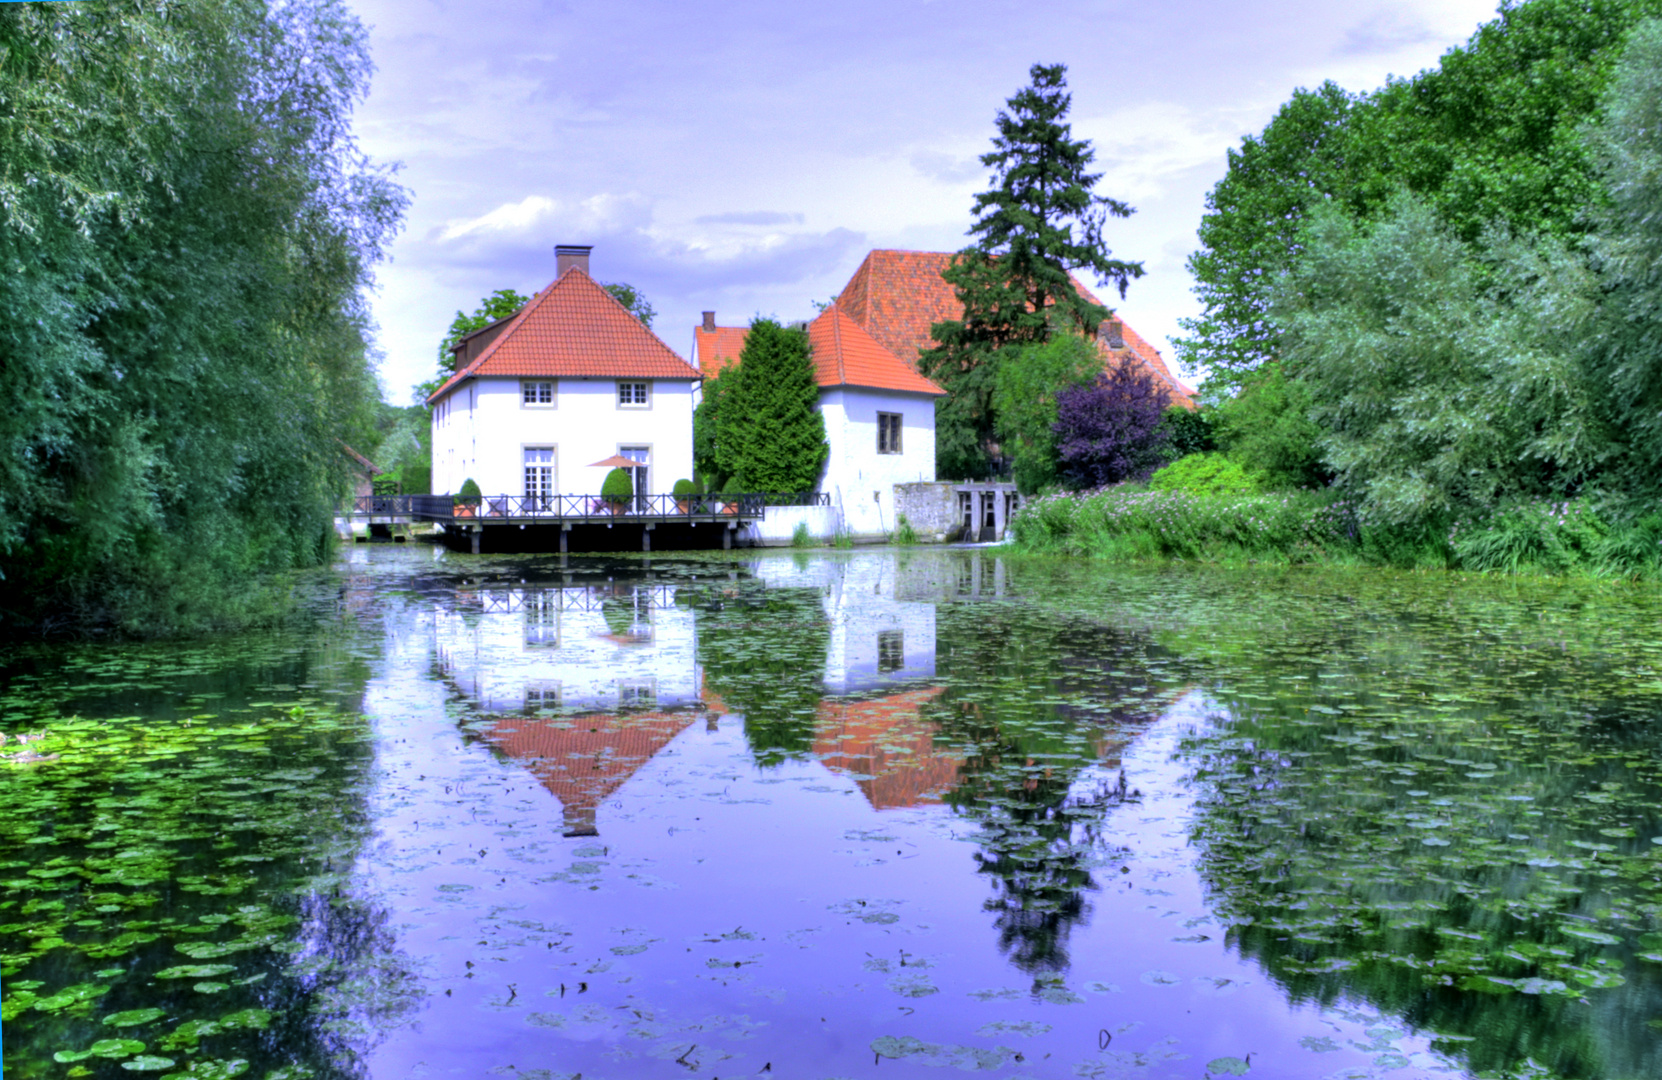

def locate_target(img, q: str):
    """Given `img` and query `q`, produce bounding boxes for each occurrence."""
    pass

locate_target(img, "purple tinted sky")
[351,0,1499,404]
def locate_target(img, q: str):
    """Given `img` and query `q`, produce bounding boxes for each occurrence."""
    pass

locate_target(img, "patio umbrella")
[589,454,641,469]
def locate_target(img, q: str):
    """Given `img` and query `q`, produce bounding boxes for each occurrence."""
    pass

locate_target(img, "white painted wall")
[432,585,702,713]
[750,554,936,694]
[818,388,937,538]
[431,376,697,496]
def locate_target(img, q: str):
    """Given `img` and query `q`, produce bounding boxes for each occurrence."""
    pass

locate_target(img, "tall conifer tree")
[722,319,828,492]
[922,63,1142,479]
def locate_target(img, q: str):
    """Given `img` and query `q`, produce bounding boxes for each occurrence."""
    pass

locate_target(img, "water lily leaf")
[1207,1057,1251,1076]
[104,1008,166,1027]
[119,1056,176,1072]
[154,964,235,980]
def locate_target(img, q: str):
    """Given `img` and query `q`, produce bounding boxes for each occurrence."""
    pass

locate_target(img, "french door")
[524,447,555,510]
[619,445,649,511]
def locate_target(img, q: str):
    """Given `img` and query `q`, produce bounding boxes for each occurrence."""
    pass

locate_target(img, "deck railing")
[344,491,828,522]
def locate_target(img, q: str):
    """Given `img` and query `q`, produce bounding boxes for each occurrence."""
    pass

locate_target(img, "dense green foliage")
[0,0,404,634]
[457,478,481,500]
[692,364,735,488]
[991,334,1100,492]
[600,467,633,504]
[1148,453,1260,495]
[1155,405,1215,459]
[1153,4,1662,576]
[601,281,655,328]
[920,63,1141,479]
[1178,0,1662,382]
[713,319,827,493]
[671,478,694,498]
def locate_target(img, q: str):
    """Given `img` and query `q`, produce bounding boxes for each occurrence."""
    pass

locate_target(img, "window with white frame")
[524,683,562,711]
[877,412,903,454]
[524,447,555,507]
[617,381,650,408]
[618,680,657,708]
[522,380,555,406]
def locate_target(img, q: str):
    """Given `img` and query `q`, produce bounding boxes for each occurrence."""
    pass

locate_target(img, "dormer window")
[617,381,650,408]
[522,380,555,406]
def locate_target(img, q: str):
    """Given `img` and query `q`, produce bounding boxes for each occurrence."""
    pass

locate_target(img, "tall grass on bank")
[1012,488,1662,578]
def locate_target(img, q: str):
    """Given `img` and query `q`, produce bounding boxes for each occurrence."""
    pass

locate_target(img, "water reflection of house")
[482,711,700,836]
[433,583,701,713]
[813,686,962,809]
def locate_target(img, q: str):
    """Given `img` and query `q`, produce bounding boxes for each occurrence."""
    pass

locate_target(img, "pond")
[5,546,1662,1079]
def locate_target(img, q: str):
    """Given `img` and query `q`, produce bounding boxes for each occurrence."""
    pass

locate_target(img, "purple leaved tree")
[1054,364,1172,489]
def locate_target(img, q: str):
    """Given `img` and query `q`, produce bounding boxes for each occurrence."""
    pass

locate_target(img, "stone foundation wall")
[894,483,964,542]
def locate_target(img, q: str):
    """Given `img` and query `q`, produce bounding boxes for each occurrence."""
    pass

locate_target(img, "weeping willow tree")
[0,0,405,634]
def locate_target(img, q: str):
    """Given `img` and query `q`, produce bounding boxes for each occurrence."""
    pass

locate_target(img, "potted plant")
[672,478,694,514]
[601,467,633,515]
[719,477,742,516]
[455,478,481,518]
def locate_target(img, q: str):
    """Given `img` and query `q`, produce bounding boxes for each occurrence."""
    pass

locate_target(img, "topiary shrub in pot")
[601,467,633,513]
[672,478,694,513]
[456,477,482,517]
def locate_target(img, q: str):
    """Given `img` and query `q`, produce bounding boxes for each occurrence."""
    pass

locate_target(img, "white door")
[524,447,555,509]
[619,445,649,509]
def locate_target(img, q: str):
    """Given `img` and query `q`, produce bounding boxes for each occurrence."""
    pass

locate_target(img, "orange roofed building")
[693,303,945,537]
[428,245,701,500]
[834,249,1194,407]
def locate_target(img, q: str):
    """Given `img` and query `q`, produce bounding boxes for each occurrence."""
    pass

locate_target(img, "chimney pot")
[555,244,592,278]
[702,311,716,332]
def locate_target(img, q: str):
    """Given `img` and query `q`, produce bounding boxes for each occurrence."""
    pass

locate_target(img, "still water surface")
[5,547,1662,1079]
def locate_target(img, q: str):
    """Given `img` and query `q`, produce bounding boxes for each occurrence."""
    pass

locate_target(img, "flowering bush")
[1011,487,1358,562]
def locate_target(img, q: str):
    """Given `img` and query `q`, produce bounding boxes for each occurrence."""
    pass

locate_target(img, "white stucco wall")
[432,585,702,713]
[818,388,937,537]
[431,376,697,496]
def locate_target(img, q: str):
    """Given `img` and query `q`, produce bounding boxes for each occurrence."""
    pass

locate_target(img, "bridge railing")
[343,492,828,521]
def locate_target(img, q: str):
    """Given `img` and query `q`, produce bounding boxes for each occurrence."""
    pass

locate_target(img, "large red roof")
[690,307,945,397]
[428,268,700,404]
[834,249,1194,405]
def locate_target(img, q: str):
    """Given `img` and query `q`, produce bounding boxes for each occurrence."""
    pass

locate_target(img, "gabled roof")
[834,248,1194,404]
[692,325,748,378]
[807,304,945,396]
[428,268,700,404]
[690,306,946,397]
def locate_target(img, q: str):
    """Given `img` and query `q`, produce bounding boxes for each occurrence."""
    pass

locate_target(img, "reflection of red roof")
[693,326,748,378]
[813,687,962,810]
[834,249,1193,405]
[484,711,697,835]
[428,269,699,404]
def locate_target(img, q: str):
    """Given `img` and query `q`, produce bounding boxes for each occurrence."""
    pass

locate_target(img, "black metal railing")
[344,492,800,522]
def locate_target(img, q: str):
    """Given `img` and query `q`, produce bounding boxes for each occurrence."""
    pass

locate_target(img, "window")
[618,680,657,708]
[524,447,555,508]
[524,684,562,712]
[522,380,555,406]
[878,629,904,673]
[523,591,559,647]
[617,381,650,408]
[877,412,903,454]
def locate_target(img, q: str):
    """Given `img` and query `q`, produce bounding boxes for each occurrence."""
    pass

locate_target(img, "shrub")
[1011,487,1358,562]
[1158,405,1216,459]
[1053,363,1172,489]
[600,468,633,503]
[1449,499,1606,575]
[691,475,707,496]
[993,333,1101,493]
[832,530,854,549]
[721,318,829,491]
[893,513,918,545]
[672,478,694,498]
[1149,453,1260,495]
[1211,362,1327,491]
[791,521,812,548]
[458,478,482,499]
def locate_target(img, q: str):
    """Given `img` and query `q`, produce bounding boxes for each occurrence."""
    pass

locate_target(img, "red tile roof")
[690,307,945,397]
[807,305,944,396]
[428,268,700,405]
[692,326,748,379]
[812,686,962,809]
[834,249,1194,406]
[483,710,698,836]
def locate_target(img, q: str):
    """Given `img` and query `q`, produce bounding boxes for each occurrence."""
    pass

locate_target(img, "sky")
[349,0,1502,405]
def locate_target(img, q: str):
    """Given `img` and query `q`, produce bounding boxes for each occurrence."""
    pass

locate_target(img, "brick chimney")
[556,244,592,278]
[1100,317,1125,349]
[702,311,716,332]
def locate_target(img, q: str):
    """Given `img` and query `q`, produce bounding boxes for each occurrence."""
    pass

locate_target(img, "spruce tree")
[921,63,1143,479]
[723,319,828,492]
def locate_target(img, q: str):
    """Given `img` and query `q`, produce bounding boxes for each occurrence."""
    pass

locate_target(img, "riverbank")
[1009,487,1662,578]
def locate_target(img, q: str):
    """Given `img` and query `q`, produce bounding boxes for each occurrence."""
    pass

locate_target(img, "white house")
[692,303,945,537]
[429,246,700,499]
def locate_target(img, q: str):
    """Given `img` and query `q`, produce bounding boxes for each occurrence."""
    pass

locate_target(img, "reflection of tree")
[928,607,1182,979]
[1185,680,1662,1080]
[691,582,831,766]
